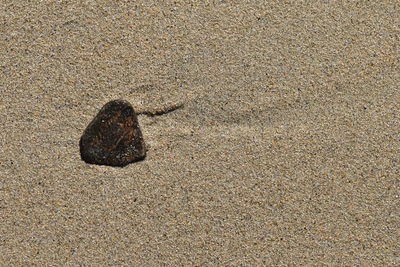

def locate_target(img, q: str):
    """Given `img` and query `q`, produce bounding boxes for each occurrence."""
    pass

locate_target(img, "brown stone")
[79,100,146,167]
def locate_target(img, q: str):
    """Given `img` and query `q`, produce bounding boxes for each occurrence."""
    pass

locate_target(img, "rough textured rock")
[79,100,146,167]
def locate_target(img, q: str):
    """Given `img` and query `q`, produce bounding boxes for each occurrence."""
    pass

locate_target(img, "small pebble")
[79,100,146,167]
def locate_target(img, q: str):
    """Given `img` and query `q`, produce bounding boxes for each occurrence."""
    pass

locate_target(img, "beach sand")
[1,1,399,265]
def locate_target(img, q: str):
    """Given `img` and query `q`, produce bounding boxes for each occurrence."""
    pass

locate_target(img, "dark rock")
[79,100,146,167]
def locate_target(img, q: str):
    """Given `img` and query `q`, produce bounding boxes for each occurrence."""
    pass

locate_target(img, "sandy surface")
[1,1,399,265]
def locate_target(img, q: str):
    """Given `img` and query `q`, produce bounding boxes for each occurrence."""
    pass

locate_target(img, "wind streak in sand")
[137,103,184,117]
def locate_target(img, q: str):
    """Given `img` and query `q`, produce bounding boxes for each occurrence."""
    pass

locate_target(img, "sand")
[1,1,399,265]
